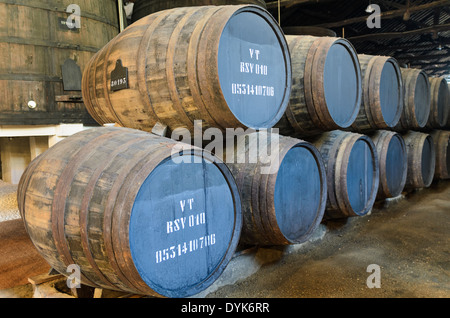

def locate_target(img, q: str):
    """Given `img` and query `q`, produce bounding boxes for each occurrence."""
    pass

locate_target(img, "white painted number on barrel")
[231,48,274,97]
[157,197,215,264]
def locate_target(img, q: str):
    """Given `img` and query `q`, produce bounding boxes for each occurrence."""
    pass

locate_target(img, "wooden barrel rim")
[336,134,379,216]
[270,140,327,244]
[215,4,292,130]
[125,148,242,297]
[420,134,436,187]
[374,131,407,198]
[306,37,361,129]
[365,56,403,128]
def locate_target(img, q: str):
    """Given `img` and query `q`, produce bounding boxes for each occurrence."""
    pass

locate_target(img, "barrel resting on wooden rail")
[18,127,242,298]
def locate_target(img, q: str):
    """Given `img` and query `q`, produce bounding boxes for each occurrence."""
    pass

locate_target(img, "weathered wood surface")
[275,36,361,137]
[426,77,450,129]
[223,132,327,245]
[82,5,291,134]
[431,130,450,180]
[402,130,436,189]
[18,127,242,298]
[0,0,119,125]
[351,55,403,132]
[131,0,267,22]
[310,130,379,219]
[393,68,431,131]
[370,130,407,199]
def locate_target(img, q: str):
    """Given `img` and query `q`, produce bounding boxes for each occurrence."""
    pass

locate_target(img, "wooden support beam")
[265,0,335,9]
[313,0,450,28]
[396,52,449,61]
[347,23,450,42]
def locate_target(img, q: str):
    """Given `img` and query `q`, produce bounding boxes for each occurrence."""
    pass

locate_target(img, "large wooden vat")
[223,132,327,245]
[0,0,119,125]
[370,130,407,199]
[275,36,361,137]
[427,77,450,129]
[402,131,436,189]
[18,127,242,298]
[82,5,291,134]
[131,0,267,22]
[310,130,379,219]
[351,55,403,132]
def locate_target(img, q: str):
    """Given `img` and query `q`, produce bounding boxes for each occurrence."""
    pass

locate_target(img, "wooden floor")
[0,219,50,290]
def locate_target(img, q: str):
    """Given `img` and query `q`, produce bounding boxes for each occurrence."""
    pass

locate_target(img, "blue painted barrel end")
[380,60,402,127]
[218,7,291,130]
[274,144,326,244]
[385,134,407,197]
[346,138,378,216]
[129,153,241,298]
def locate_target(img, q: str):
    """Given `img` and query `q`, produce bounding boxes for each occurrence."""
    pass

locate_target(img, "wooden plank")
[28,273,65,286]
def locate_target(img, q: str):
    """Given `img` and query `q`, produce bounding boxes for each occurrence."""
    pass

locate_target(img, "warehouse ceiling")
[265,0,450,81]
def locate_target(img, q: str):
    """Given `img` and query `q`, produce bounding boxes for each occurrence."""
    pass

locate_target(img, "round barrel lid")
[346,138,377,215]
[421,135,435,187]
[436,79,450,127]
[414,71,431,127]
[129,153,241,298]
[322,40,361,128]
[385,134,407,197]
[274,143,326,243]
[217,7,291,129]
[379,59,402,127]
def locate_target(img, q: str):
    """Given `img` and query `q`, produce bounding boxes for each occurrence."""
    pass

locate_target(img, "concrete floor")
[0,180,449,298]
[204,180,450,298]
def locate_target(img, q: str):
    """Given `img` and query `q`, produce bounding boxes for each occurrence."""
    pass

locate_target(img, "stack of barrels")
[18,3,450,298]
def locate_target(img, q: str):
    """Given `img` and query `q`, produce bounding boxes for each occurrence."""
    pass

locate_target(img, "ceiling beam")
[396,52,449,61]
[265,0,335,9]
[312,0,450,28]
[347,23,450,42]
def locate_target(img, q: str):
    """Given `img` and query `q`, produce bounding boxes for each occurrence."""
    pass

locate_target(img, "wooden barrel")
[310,130,379,219]
[394,68,431,131]
[370,130,407,199]
[430,130,450,180]
[275,36,361,137]
[17,127,242,298]
[351,55,403,132]
[282,26,337,37]
[447,83,450,129]
[131,0,267,22]
[82,5,291,134]
[426,77,450,129]
[223,132,327,245]
[0,0,119,125]
[402,131,436,189]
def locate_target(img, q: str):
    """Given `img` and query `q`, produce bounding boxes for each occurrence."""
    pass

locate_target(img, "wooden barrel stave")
[427,77,450,129]
[310,130,379,219]
[131,0,268,22]
[431,130,450,180]
[223,132,327,245]
[275,35,361,137]
[394,68,431,131]
[18,127,242,298]
[352,55,403,132]
[402,130,436,189]
[370,130,407,199]
[82,5,291,134]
